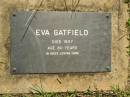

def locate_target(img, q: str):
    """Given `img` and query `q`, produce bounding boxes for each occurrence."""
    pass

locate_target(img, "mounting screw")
[106,15,109,18]
[13,14,16,17]
[106,66,110,71]
[12,67,16,73]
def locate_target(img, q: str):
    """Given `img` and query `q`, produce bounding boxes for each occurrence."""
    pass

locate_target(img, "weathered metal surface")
[10,11,111,74]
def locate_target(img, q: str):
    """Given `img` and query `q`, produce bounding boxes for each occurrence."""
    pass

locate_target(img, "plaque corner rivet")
[106,66,110,71]
[13,14,16,17]
[12,67,16,72]
[106,15,109,18]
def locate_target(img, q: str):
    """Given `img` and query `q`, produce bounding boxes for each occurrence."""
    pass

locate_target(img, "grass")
[126,18,130,56]
[1,85,129,97]
[124,0,130,3]
[124,0,130,56]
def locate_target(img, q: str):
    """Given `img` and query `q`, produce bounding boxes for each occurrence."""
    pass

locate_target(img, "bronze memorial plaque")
[10,11,111,74]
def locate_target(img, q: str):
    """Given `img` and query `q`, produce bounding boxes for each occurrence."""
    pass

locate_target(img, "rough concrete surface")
[0,0,128,93]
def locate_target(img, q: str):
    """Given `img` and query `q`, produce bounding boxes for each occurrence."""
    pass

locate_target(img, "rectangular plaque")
[10,11,111,74]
